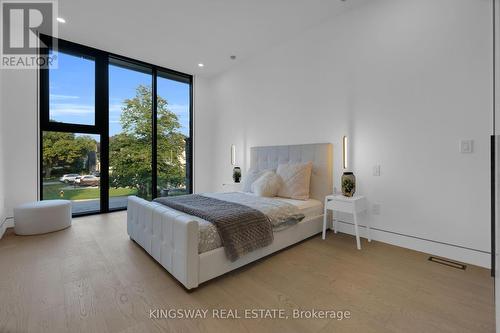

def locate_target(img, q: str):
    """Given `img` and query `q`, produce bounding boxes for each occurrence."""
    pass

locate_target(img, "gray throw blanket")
[154,194,273,261]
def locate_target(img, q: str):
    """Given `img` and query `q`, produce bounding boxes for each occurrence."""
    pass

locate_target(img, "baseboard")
[0,217,14,240]
[332,220,490,268]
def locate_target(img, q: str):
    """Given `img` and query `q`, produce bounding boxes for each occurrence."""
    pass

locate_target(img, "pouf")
[14,200,72,235]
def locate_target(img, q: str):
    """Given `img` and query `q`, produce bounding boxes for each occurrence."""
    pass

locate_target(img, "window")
[41,132,101,214]
[108,59,153,209]
[48,50,96,125]
[39,36,193,216]
[156,71,192,197]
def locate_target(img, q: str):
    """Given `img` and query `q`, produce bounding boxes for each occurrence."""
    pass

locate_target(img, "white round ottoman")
[14,200,72,235]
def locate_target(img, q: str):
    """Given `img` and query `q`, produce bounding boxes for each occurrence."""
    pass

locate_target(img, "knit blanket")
[154,194,273,261]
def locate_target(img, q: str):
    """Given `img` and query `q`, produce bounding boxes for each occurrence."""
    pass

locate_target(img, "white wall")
[203,0,493,267]
[0,0,493,267]
[0,69,6,236]
[193,76,216,193]
[0,69,39,220]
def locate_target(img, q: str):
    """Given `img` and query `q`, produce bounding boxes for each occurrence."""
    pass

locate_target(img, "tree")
[109,85,186,199]
[42,132,96,178]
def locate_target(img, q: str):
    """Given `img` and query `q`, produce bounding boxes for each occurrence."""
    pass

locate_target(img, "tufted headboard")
[249,143,333,202]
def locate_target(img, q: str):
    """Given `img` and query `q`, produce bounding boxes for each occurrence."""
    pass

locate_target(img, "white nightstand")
[322,194,371,250]
[222,183,243,191]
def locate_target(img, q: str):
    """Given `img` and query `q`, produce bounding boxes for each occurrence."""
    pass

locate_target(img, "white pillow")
[251,171,281,197]
[242,168,262,192]
[242,168,274,192]
[276,161,313,200]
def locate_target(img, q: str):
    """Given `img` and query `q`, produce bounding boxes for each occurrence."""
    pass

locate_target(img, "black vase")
[233,167,241,183]
[341,172,356,197]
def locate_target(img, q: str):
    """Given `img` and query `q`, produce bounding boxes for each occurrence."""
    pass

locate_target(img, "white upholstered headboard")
[249,143,333,201]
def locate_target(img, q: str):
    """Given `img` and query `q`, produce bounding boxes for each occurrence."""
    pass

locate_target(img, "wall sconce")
[231,144,236,165]
[342,136,348,170]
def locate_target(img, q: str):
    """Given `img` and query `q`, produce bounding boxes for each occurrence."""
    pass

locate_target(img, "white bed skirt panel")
[127,196,324,290]
[127,196,200,289]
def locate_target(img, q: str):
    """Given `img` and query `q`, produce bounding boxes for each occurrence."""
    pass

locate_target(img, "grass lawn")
[43,183,137,200]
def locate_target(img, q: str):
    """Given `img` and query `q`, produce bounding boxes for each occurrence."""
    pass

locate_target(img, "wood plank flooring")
[0,211,495,333]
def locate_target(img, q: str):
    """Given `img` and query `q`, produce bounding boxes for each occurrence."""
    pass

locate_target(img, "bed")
[127,143,333,289]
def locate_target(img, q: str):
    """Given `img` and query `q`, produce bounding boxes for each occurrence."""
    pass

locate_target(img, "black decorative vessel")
[233,167,241,183]
[341,172,356,197]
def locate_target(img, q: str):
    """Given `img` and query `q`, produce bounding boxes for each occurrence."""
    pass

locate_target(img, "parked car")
[59,174,81,183]
[75,175,100,186]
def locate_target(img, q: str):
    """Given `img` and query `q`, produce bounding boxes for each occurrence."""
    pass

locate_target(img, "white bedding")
[273,197,323,219]
[197,192,323,253]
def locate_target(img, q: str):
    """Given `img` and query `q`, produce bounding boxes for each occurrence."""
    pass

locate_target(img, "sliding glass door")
[39,36,193,216]
[41,131,101,214]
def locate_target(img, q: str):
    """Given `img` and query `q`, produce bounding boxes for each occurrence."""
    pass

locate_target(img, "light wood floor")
[0,211,495,333]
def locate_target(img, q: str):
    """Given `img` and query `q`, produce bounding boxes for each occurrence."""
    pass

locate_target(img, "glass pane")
[49,50,95,125]
[156,73,191,197]
[42,131,101,214]
[108,60,152,209]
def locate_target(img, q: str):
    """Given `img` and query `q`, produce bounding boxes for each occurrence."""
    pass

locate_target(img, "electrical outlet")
[372,204,381,215]
[373,165,381,176]
[459,140,473,153]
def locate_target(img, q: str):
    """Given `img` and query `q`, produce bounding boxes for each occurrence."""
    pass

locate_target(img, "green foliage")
[109,85,186,199]
[42,132,96,178]
[342,178,355,194]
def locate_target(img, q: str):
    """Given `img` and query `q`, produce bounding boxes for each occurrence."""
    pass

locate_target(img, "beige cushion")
[276,161,313,200]
[251,171,281,197]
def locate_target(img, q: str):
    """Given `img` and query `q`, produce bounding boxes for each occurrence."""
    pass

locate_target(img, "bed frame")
[127,143,333,289]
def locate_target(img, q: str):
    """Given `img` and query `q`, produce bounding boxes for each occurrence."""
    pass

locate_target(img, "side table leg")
[366,216,372,242]
[333,210,338,234]
[353,212,361,250]
[322,205,328,240]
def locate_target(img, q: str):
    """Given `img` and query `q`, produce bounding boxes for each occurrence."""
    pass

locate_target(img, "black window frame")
[39,35,194,217]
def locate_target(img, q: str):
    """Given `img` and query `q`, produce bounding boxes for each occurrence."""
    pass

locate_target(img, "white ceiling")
[57,0,367,77]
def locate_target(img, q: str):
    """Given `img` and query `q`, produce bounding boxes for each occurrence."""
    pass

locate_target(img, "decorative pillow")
[276,161,313,200]
[251,171,281,197]
[242,168,274,192]
[242,168,262,192]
